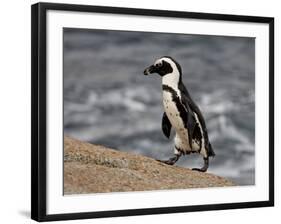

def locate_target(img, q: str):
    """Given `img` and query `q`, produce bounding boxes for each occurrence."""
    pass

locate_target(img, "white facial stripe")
[154,59,162,66]
[160,57,181,93]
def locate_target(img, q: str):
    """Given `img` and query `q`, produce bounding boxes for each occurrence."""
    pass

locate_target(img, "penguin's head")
[143,56,182,77]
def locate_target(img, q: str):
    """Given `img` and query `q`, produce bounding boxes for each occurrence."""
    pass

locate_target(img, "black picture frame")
[31,2,274,222]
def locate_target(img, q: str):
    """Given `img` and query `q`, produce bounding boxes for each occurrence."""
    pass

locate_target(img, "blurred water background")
[63,28,255,185]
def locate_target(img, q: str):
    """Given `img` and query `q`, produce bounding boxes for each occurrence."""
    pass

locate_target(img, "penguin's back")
[178,82,214,157]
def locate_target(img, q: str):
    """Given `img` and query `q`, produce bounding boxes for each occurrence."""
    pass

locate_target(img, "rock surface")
[64,136,234,194]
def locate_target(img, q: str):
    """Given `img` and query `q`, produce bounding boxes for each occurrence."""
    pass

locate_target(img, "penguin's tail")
[207,143,215,157]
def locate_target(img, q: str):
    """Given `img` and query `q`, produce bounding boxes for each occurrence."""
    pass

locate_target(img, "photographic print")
[31,2,273,221]
[63,28,255,194]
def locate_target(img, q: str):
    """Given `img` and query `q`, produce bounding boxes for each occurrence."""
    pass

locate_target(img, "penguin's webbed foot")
[156,154,180,166]
[192,157,209,172]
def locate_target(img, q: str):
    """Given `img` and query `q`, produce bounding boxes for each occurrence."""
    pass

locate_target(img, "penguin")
[144,56,215,172]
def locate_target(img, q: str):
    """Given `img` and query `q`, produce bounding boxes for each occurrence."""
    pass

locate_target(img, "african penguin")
[144,56,215,172]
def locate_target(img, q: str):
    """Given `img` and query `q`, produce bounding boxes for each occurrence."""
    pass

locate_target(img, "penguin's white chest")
[162,90,191,152]
[163,91,182,129]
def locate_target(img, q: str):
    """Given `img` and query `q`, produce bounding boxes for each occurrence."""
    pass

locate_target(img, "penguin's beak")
[144,65,157,75]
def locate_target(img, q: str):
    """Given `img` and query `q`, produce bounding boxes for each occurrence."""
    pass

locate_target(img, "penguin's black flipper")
[162,112,172,139]
[207,142,216,157]
[187,109,197,145]
[183,104,196,149]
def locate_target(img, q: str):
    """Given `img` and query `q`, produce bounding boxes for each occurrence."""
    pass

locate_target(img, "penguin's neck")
[162,72,181,95]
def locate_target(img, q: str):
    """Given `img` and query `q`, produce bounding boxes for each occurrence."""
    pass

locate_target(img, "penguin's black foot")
[192,167,207,172]
[156,154,180,166]
[192,157,209,172]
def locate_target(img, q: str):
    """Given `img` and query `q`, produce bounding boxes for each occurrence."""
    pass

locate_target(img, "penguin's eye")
[155,62,162,68]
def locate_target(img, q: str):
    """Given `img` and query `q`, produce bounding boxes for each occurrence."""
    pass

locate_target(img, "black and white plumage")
[144,56,215,172]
